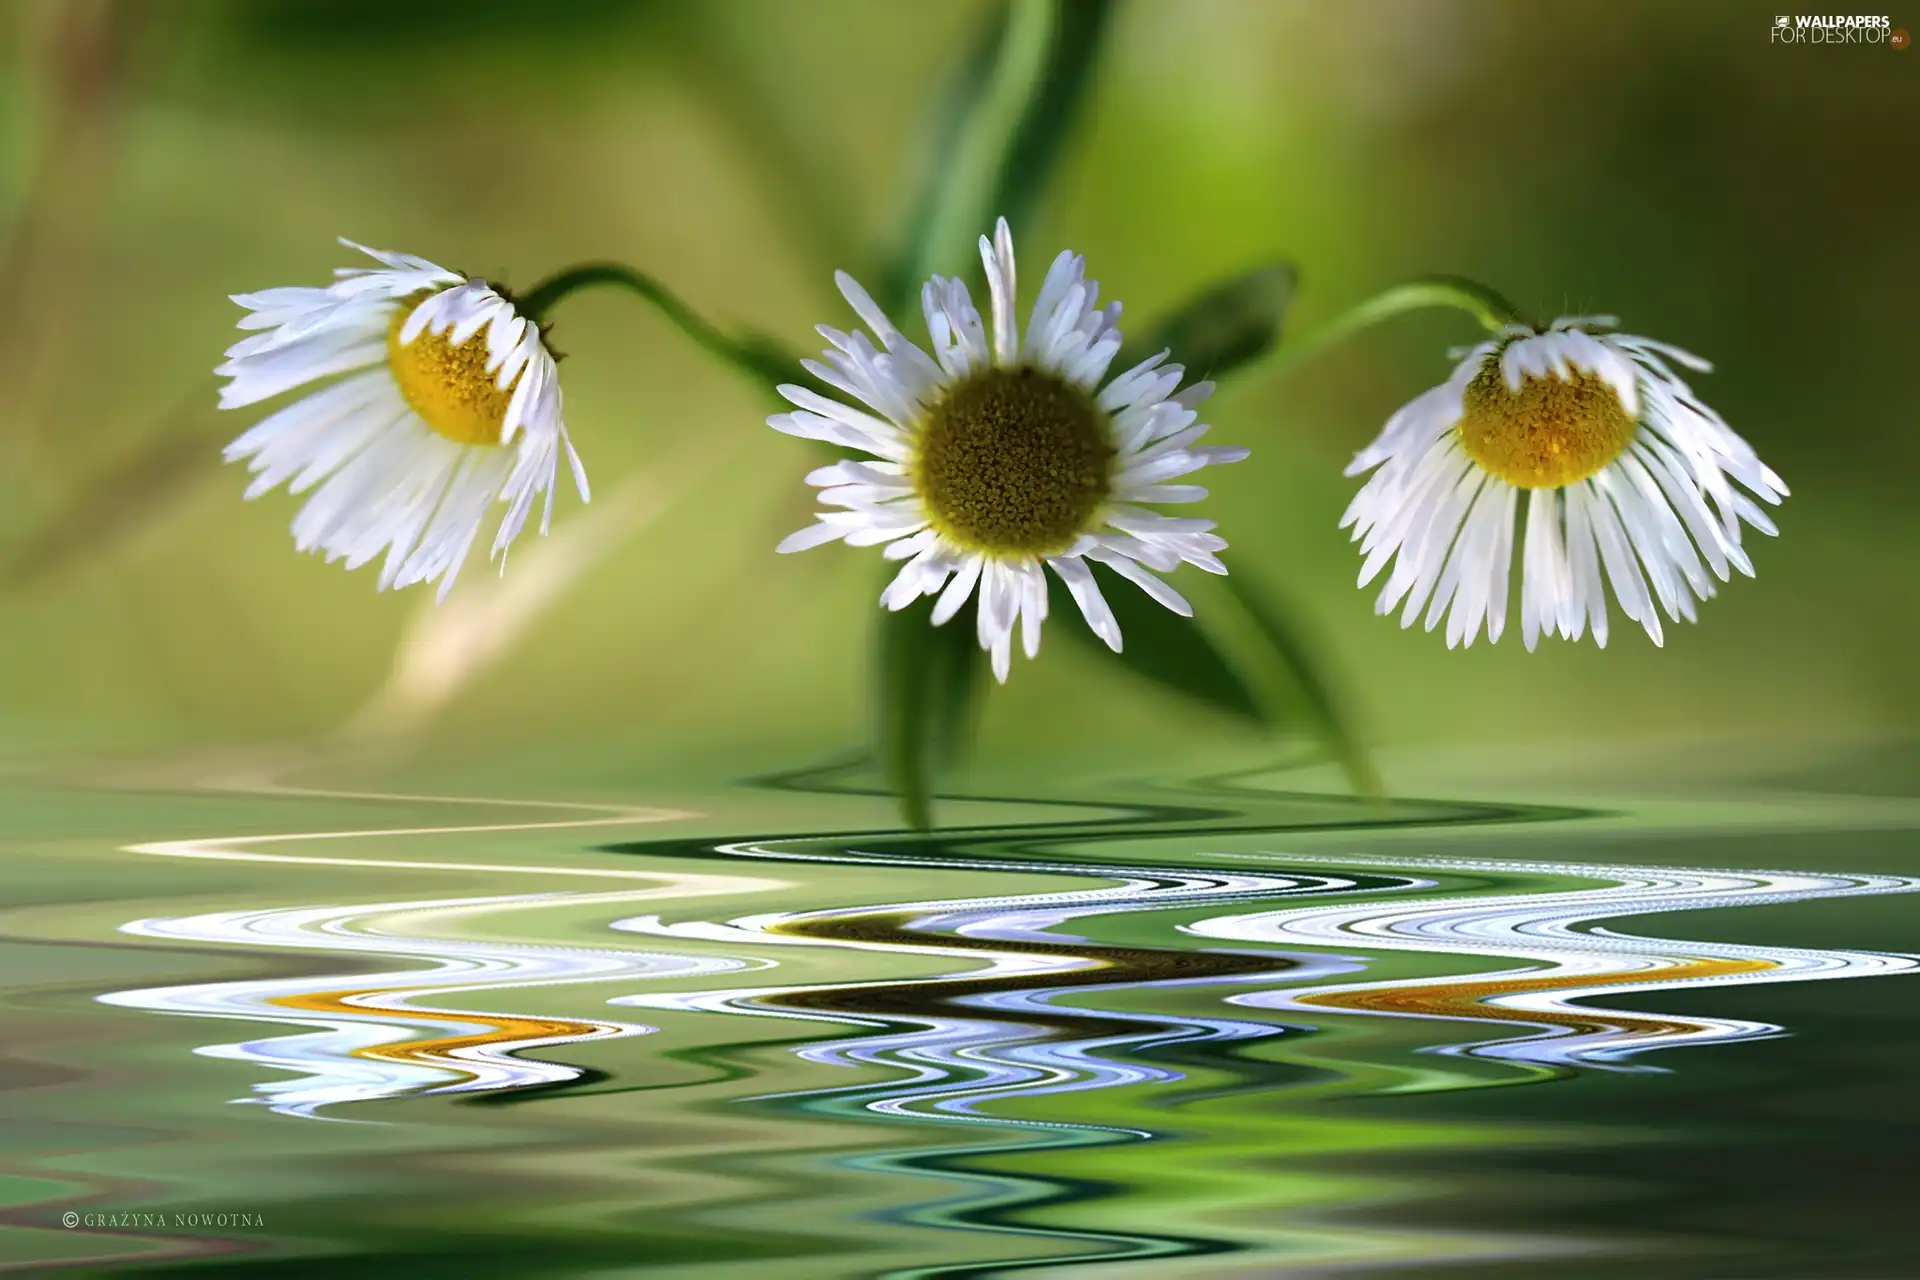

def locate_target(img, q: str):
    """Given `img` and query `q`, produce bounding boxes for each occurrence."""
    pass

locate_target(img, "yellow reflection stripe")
[1302,955,1778,1037]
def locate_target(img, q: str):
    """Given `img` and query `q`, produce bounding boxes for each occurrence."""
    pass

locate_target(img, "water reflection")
[102,791,779,1116]
[103,892,752,1117]
[1192,854,1920,1073]
[80,776,1920,1273]
[621,850,1370,1113]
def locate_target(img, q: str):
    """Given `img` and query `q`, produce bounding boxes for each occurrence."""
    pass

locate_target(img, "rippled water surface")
[4,755,1917,1276]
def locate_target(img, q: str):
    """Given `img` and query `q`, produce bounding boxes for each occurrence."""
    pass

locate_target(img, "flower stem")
[516,263,796,397]
[1258,276,1531,382]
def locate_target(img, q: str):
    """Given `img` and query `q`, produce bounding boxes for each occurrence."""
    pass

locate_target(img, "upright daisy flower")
[772,218,1247,682]
[1342,317,1786,649]
[217,240,588,599]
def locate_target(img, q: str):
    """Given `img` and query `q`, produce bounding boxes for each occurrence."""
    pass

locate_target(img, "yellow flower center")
[913,366,1114,556]
[1457,352,1638,490]
[386,293,519,446]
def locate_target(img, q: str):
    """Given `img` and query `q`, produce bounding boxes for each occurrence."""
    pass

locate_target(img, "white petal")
[931,556,984,626]
[776,522,848,554]
[981,217,1018,365]
[1048,556,1121,651]
[1093,552,1190,617]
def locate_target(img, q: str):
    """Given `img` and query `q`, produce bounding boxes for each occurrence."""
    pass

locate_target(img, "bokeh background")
[1,0,1914,787]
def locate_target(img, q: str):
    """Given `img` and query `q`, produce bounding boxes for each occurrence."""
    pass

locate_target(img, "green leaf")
[1028,259,1380,787]
[878,9,999,313]
[1117,262,1299,383]
[881,0,1116,315]
[875,594,988,831]
[991,0,1115,242]
[1208,572,1382,797]
[1048,562,1263,724]
[1049,563,1380,797]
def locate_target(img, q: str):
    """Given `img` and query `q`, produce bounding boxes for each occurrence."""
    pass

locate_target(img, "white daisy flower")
[1342,317,1786,649]
[217,240,589,600]
[772,218,1248,682]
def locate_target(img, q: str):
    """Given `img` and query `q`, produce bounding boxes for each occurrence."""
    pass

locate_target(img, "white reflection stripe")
[104,789,783,1118]
[1187,853,1919,1069]
[621,855,1367,1127]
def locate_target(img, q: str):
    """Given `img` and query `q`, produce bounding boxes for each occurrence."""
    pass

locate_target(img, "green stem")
[516,263,796,397]
[891,0,1058,305]
[1258,276,1531,383]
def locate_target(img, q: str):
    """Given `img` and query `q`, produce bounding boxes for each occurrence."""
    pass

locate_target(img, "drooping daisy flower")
[1342,317,1786,649]
[217,240,588,599]
[772,218,1247,682]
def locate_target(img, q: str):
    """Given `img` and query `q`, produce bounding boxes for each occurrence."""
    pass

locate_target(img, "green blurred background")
[0,0,1913,783]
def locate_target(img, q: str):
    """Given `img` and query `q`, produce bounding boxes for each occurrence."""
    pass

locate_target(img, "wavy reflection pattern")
[1189,854,1918,1071]
[95,784,1920,1271]
[610,839,1918,1270]
[103,891,756,1117]
[620,848,1374,1118]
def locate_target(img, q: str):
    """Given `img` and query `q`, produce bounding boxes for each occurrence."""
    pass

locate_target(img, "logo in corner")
[1770,13,1900,44]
